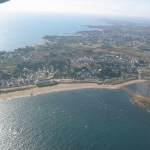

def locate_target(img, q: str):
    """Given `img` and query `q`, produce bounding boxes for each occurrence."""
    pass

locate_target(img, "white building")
[35,79,51,84]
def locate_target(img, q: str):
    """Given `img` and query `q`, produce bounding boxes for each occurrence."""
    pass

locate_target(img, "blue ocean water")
[1,89,150,150]
[0,11,150,52]
[0,12,107,52]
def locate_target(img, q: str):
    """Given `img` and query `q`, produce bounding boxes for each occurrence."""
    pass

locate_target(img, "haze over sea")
[0,11,150,52]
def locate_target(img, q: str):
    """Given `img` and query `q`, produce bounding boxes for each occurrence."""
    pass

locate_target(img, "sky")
[0,0,150,18]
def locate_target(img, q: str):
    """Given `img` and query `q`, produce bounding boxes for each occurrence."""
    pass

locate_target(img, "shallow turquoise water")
[1,89,150,150]
[128,82,150,96]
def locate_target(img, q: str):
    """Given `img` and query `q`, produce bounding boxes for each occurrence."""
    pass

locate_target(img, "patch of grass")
[36,81,59,87]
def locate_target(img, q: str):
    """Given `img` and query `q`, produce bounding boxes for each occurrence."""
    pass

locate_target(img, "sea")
[0,11,108,52]
[1,88,150,150]
[1,12,150,149]
[0,11,150,52]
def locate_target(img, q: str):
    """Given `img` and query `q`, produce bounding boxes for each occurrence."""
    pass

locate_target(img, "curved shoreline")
[0,79,147,100]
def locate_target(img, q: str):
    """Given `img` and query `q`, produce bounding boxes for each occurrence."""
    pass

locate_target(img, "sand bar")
[0,79,146,100]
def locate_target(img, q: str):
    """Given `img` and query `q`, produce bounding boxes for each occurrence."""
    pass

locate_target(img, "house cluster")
[22,53,35,61]
[73,53,147,79]
[0,20,150,88]
[0,77,33,89]
[43,25,150,50]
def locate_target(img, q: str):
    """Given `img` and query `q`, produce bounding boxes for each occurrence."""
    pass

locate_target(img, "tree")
[0,73,11,80]
[45,72,48,77]
[12,68,21,78]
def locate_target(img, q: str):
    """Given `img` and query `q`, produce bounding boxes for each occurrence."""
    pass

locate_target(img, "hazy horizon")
[0,0,150,18]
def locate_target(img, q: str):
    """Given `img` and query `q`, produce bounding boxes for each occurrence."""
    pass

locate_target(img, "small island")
[0,19,150,109]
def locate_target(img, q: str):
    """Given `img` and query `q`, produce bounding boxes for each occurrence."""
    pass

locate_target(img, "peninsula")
[0,19,150,109]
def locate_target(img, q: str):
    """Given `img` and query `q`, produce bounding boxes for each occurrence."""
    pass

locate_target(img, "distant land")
[0,19,150,109]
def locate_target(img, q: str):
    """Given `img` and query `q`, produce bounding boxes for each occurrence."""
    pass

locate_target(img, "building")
[35,79,51,84]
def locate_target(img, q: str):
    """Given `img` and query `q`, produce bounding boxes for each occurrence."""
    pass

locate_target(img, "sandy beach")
[0,79,146,100]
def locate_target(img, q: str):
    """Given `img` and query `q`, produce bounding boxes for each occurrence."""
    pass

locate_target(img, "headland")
[0,19,150,110]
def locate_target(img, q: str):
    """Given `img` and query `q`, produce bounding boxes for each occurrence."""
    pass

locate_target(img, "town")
[0,19,150,89]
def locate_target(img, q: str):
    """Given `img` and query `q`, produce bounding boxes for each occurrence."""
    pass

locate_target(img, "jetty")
[122,86,150,109]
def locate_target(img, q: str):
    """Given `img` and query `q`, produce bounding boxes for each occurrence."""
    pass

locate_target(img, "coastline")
[0,79,146,100]
[122,85,150,111]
